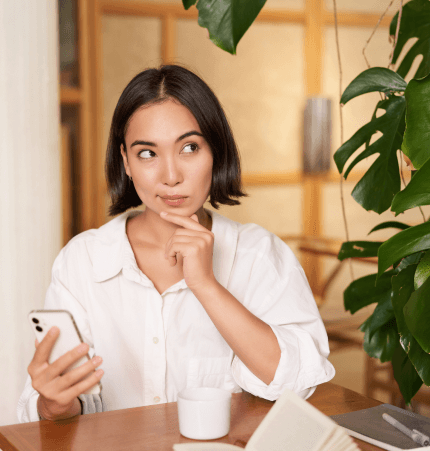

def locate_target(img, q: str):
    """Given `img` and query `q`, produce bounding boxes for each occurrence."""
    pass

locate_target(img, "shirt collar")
[210,209,239,287]
[92,210,139,283]
[92,209,239,288]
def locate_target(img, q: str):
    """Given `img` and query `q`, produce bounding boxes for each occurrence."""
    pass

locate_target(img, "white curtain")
[0,0,61,425]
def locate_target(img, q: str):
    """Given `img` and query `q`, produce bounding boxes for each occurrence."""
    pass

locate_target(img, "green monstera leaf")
[395,251,425,273]
[392,157,430,214]
[368,221,410,235]
[338,241,382,261]
[392,343,423,405]
[378,222,430,276]
[414,249,430,289]
[401,73,430,170]
[390,0,430,80]
[344,271,394,315]
[404,276,430,353]
[334,95,405,214]
[182,0,197,8]
[361,291,395,341]
[340,68,407,105]
[182,0,267,54]
[392,265,430,386]
[362,316,398,363]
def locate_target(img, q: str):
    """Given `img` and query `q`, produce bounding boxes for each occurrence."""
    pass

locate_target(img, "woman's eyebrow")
[176,131,204,142]
[130,131,203,148]
[131,140,156,147]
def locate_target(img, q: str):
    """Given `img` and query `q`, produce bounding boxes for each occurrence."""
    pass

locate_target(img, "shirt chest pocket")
[186,356,233,389]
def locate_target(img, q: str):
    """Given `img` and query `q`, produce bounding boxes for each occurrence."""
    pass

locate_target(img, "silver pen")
[382,413,430,447]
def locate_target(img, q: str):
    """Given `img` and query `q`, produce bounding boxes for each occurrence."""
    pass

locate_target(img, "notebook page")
[319,427,360,451]
[246,388,336,451]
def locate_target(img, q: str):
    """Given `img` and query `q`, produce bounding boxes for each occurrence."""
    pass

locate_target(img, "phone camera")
[32,318,39,324]
[36,326,43,332]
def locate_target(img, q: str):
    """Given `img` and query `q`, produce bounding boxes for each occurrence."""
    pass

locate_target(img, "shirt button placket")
[152,293,166,405]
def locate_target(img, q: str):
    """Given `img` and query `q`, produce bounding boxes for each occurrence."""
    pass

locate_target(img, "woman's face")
[121,99,213,217]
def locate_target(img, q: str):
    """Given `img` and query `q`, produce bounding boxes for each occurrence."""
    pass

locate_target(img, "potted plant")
[334,0,430,404]
[182,0,430,404]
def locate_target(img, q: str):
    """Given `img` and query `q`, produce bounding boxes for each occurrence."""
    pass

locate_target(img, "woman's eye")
[182,143,199,154]
[138,150,156,159]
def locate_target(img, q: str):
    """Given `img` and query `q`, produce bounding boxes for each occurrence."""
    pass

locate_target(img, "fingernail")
[49,326,59,336]
[160,212,167,216]
[92,356,102,365]
[95,369,104,377]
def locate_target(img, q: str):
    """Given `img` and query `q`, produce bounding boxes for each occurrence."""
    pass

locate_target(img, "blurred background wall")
[0,0,61,427]
[2,0,428,426]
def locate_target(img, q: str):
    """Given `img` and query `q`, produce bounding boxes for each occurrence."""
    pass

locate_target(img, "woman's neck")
[126,207,212,247]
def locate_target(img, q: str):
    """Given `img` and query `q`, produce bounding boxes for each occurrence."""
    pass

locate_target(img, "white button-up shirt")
[18,210,335,422]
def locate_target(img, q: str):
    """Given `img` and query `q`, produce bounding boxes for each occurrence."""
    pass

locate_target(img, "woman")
[18,65,334,422]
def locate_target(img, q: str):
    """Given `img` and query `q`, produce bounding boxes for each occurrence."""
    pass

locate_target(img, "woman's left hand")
[161,212,216,291]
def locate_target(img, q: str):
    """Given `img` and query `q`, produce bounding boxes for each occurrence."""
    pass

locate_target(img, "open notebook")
[331,403,430,451]
[173,388,360,451]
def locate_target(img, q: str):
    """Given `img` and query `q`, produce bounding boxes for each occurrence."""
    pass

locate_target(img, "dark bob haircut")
[106,65,247,216]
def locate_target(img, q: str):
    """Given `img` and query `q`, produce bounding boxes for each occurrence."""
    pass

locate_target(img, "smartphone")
[28,309,101,395]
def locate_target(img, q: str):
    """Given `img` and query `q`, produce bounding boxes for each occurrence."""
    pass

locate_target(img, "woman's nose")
[161,157,183,186]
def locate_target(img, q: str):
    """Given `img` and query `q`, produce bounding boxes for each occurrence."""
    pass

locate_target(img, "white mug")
[177,387,232,440]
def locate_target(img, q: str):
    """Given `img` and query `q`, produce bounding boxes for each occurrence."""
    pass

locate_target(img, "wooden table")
[0,383,383,451]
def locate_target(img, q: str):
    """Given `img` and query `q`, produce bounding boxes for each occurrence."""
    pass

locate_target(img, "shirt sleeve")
[17,248,104,423]
[229,243,335,401]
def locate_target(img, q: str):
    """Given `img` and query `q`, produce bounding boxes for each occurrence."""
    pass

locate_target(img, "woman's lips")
[160,196,187,206]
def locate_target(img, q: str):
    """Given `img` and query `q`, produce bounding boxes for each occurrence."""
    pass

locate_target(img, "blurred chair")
[285,235,430,412]
[365,356,430,414]
[281,235,376,352]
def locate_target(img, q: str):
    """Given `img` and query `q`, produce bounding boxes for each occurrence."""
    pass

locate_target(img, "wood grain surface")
[0,383,383,451]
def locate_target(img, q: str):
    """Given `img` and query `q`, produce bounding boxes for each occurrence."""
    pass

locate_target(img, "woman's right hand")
[27,326,104,421]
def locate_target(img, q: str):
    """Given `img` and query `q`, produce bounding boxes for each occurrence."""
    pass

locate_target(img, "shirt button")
[154,396,160,403]
[153,337,159,344]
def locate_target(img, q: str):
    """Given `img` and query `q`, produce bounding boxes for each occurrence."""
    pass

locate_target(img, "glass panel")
[207,185,302,238]
[177,19,305,174]
[58,0,79,87]
[102,15,162,153]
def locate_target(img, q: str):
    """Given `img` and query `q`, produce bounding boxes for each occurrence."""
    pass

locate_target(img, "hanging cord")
[389,0,403,67]
[362,0,395,70]
[333,0,354,280]
[362,0,396,101]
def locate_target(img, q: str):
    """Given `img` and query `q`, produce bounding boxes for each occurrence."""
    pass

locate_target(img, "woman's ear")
[120,144,131,177]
